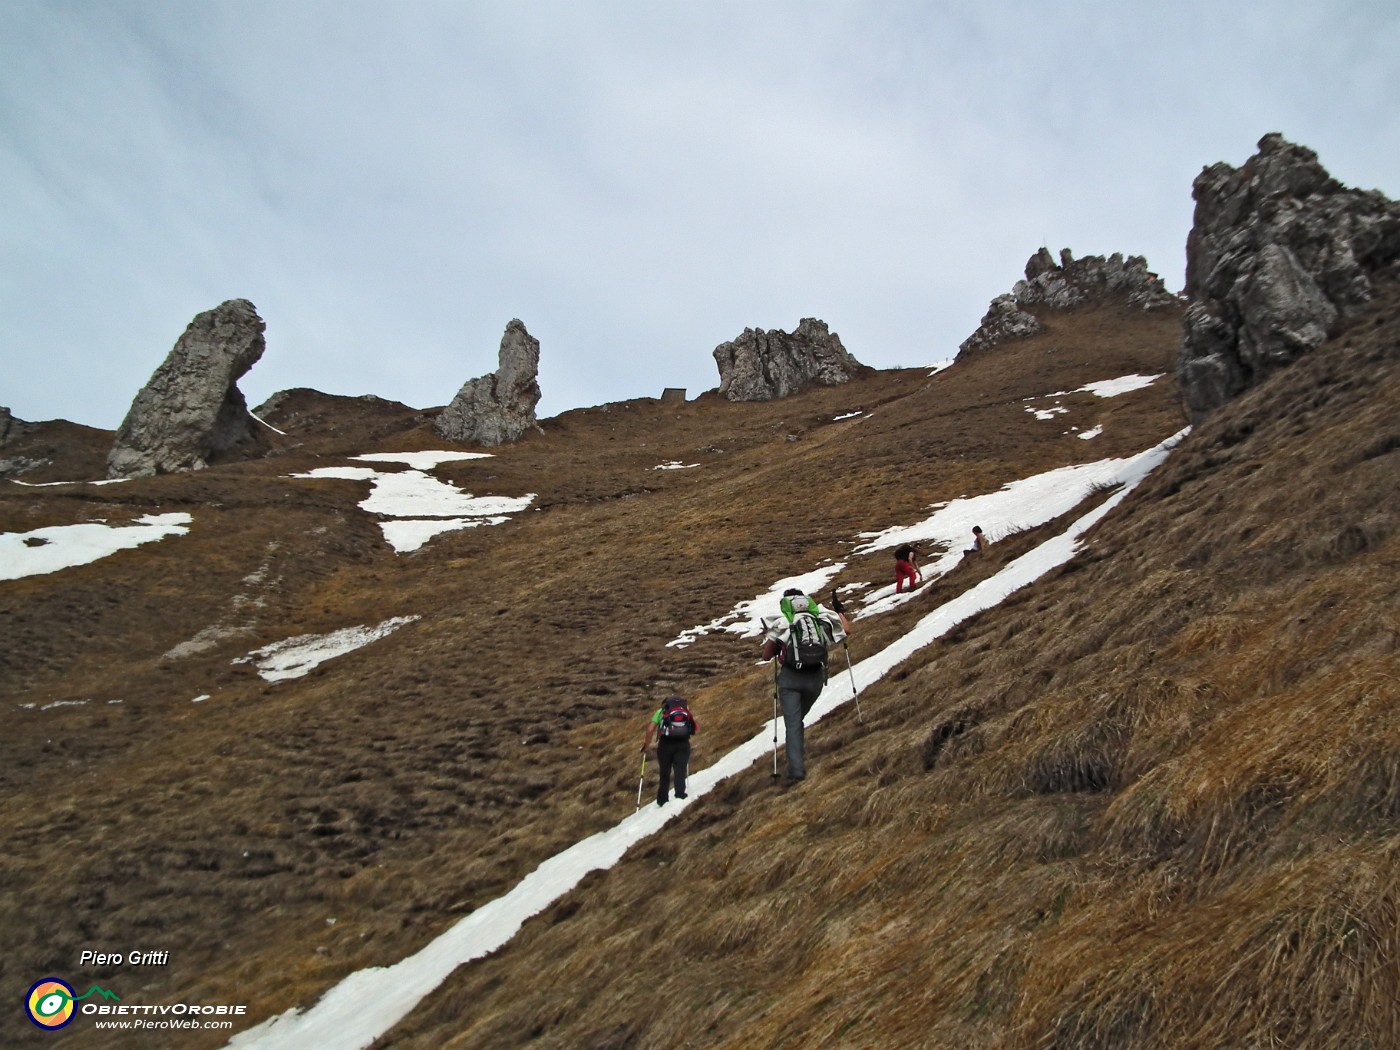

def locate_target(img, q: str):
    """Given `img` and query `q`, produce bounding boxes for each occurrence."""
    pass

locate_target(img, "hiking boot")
[676,792,687,799]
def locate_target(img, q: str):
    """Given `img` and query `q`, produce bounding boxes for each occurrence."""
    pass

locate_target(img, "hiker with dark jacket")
[642,697,697,806]
[760,588,851,783]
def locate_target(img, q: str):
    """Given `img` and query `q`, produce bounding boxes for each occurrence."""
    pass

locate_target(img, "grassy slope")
[372,284,1400,1050]
[12,286,1393,1047]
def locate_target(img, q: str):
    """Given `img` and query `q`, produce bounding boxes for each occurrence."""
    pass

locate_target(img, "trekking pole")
[830,589,862,723]
[771,658,780,779]
[635,752,647,811]
[842,639,863,724]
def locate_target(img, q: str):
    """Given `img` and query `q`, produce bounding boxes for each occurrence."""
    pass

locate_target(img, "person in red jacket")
[893,542,923,592]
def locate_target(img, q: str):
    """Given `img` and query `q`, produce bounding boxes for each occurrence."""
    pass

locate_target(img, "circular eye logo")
[26,978,76,1029]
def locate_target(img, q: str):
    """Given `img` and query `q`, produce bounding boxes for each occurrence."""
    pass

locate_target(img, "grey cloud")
[2,0,1396,427]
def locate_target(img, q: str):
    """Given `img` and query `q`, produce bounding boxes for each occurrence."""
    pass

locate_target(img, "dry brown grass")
[368,287,1397,1050]
[6,285,1398,1048]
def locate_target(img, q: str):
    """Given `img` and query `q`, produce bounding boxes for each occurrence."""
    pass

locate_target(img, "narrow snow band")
[250,411,288,436]
[236,617,421,683]
[229,430,1185,1050]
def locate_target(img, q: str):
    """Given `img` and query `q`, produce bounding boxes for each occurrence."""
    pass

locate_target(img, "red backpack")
[658,697,696,738]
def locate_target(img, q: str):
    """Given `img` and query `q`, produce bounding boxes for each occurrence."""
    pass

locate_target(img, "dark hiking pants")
[777,666,825,780]
[657,737,690,804]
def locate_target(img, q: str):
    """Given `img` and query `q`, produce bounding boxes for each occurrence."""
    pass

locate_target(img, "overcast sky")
[3,1,1397,430]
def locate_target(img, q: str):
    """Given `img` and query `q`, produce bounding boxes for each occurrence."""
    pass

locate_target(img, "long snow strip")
[229,430,1185,1050]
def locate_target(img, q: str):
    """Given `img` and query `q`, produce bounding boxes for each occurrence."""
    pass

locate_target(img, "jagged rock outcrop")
[1179,133,1400,421]
[713,318,864,402]
[960,248,1175,357]
[957,295,1044,356]
[107,299,269,478]
[434,319,542,447]
[1019,247,1175,311]
[0,406,15,447]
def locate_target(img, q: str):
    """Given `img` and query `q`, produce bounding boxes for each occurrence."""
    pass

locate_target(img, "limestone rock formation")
[713,318,864,402]
[957,295,1044,356]
[1017,247,1175,312]
[1180,133,1400,421]
[434,319,542,447]
[107,299,269,478]
[959,248,1175,357]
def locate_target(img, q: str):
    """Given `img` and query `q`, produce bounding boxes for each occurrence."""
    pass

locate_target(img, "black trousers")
[656,737,691,803]
[777,666,825,779]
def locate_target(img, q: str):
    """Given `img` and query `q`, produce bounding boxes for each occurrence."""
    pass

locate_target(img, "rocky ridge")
[1180,133,1400,420]
[712,317,865,401]
[960,248,1175,357]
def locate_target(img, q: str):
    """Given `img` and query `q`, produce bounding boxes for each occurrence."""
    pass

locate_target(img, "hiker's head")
[972,526,983,535]
[783,588,804,597]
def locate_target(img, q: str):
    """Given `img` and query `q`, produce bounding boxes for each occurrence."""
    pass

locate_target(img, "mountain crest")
[960,247,1174,357]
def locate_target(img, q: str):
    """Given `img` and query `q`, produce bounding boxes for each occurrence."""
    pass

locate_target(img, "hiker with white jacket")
[760,588,851,783]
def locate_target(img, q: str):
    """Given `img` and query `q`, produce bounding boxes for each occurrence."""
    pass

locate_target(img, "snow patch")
[234,616,421,682]
[0,513,193,580]
[667,564,845,648]
[851,447,1179,616]
[1021,373,1162,426]
[291,453,534,553]
[378,517,508,554]
[1078,373,1161,398]
[355,470,533,519]
[9,477,131,487]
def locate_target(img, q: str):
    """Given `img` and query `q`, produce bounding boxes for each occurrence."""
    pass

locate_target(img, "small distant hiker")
[965,526,988,555]
[761,588,851,783]
[893,541,924,593]
[642,696,697,806]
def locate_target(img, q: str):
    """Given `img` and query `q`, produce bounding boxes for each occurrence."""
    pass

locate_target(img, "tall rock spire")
[434,319,543,447]
[107,298,269,478]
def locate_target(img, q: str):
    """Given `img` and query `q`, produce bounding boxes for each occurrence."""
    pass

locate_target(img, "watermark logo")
[25,978,120,1030]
